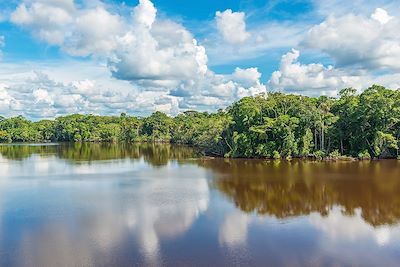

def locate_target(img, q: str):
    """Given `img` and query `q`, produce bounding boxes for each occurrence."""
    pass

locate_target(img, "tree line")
[1,85,399,159]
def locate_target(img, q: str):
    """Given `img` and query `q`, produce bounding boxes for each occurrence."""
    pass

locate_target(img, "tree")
[373,131,398,158]
[0,130,11,143]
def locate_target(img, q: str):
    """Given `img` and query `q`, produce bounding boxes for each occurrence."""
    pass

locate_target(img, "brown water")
[0,143,399,267]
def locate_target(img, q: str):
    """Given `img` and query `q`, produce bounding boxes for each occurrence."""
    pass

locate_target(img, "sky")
[0,0,400,119]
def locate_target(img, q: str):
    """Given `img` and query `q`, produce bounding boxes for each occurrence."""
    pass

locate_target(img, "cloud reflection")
[0,149,209,266]
[310,207,400,246]
[219,211,249,247]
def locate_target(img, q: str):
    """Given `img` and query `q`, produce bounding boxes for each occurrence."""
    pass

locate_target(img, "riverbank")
[2,141,399,161]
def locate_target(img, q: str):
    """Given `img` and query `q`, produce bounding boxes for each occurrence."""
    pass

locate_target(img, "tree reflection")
[2,143,400,227]
[0,143,199,166]
[200,159,400,226]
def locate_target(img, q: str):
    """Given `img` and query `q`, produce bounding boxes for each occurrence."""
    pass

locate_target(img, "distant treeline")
[1,85,399,159]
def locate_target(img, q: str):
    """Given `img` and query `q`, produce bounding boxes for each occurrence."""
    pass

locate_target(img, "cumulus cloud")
[371,7,393,24]
[231,67,262,88]
[65,7,125,56]
[33,88,54,105]
[10,0,126,56]
[172,68,266,110]
[206,25,306,68]
[303,8,400,70]
[215,9,250,44]
[0,84,19,113]
[109,20,208,88]
[0,62,191,118]
[10,0,74,45]
[0,66,111,118]
[133,0,157,28]
[269,49,363,96]
[7,0,267,118]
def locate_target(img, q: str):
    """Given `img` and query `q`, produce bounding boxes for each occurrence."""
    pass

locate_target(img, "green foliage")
[358,150,371,160]
[0,85,399,159]
[300,128,313,156]
[313,150,326,160]
[0,115,40,142]
[0,130,11,143]
[373,131,398,158]
[99,123,121,142]
[329,150,341,158]
[141,111,173,141]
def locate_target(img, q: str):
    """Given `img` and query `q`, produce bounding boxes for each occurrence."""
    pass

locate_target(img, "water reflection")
[201,158,400,226]
[0,143,198,165]
[0,143,208,266]
[0,144,400,266]
[309,207,400,246]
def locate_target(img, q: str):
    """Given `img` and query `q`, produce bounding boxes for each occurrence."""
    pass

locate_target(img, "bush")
[358,150,371,160]
[328,149,341,158]
[313,150,326,160]
[273,150,280,159]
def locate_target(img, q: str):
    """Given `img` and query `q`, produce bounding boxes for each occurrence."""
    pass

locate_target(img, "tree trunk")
[340,137,344,155]
[321,122,324,151]
[314,128,318,151]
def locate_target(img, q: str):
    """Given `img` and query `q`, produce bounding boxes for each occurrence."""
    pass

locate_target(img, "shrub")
[328,149,341,158]
[313,150,326,160]
[358,150,371,160]
[273,150,281,159]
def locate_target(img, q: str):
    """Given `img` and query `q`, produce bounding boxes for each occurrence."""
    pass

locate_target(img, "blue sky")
[0,0,400,119]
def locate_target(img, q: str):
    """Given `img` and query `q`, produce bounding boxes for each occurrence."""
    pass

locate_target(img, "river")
[0,143,399,266]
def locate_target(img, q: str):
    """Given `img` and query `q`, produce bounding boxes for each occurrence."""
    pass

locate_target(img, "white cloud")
[33,88,54,105]
[71,79,96,95]
[269,49,363,96]
[371,8,393,24]
[0,84,18,113]
[7,0,400,112]
[303,8,400,70]
[64,7,125,57]
[109,19,208,88]
[7,0,268,117]
[204,19,306,66]
[10,0,74,45]
[133,0,157,28]
[231,67,262,88]
[0,61,220,118]
[11,0,126,57]
[174,69,266,111]
[215,9,250,44]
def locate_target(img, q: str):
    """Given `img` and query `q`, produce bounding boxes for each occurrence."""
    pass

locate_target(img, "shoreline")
[1,141,396,161]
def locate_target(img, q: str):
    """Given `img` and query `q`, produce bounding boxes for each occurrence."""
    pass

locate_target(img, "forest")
[0,85,399,159]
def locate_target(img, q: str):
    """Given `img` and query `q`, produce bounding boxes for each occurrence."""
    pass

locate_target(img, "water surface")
[0,143,400,266]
